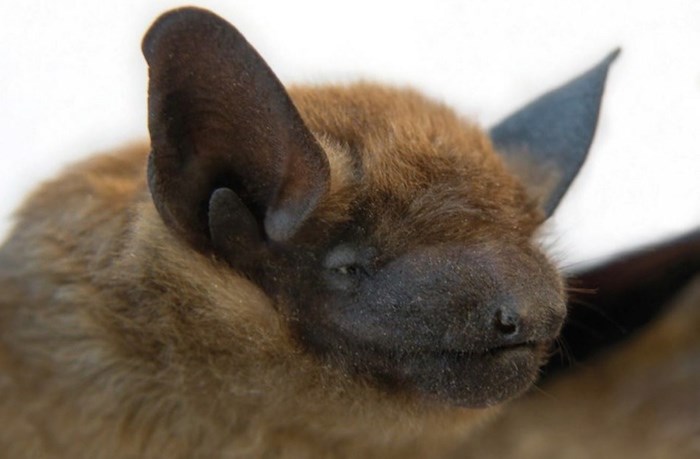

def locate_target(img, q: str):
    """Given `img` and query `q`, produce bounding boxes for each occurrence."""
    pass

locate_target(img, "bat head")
[142,7,616,407]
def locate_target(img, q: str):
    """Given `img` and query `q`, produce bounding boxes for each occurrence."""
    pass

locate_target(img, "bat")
[1,6,671,459]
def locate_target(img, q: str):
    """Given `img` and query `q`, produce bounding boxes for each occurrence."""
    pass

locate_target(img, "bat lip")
[391,340,549,407]
[484,339,546,355]
[408,339,546,357]
[415,340,545,367]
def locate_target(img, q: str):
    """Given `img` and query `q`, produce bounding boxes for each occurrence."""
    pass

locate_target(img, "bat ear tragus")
[143,7,330,257]
[490,49,620,217]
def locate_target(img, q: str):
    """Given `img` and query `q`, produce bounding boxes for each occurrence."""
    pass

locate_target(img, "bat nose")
[493,306,521,337]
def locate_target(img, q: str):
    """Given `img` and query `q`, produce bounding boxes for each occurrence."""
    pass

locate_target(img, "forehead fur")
[289,83,542,247]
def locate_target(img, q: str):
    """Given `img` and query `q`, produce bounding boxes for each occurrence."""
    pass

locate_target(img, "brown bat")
[0,6,645,459]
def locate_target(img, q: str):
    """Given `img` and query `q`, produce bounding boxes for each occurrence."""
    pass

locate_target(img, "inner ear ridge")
[209,187,263,265]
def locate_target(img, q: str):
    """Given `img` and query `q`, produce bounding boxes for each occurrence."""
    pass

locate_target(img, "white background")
[1,0,699,271]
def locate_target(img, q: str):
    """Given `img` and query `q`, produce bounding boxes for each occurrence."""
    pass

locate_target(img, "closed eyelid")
[323,245,360,270]
[323,245,378,270]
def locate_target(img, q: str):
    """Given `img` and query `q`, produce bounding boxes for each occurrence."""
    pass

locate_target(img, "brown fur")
[290,85,555,342]
[0,84,546,458]
[292,84,542,246]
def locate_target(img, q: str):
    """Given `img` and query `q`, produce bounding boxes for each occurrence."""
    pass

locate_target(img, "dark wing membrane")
[543,228,700,378]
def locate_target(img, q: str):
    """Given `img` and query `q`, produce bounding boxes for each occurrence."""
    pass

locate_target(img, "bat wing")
[544,228,700,377]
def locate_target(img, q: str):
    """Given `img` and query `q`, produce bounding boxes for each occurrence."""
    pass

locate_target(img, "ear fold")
[142,7,329,253]
[490,50,619,216]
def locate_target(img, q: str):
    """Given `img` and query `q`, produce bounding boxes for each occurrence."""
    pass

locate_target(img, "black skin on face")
[251,216,564,408]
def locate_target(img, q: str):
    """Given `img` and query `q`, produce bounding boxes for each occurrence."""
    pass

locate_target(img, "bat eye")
[323,244,376,290]
[324,245,369,275]
[330,264,366,276]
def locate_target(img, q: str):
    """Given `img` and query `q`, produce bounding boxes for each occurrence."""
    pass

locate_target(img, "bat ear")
[490,50,619,217]
[142,7,329,257]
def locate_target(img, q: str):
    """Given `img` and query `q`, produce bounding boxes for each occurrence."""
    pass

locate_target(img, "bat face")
[235,85,566,407]
[284,238,564,407]
[218,88,566,407]
[142,8,615,408]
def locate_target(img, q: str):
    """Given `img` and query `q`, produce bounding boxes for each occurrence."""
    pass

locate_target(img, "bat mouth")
[415,339,549,361]
[484,339,544,355]
[384,339,551,407]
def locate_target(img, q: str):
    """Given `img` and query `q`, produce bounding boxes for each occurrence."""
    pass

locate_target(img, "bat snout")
[303,242,566,406]
[440,291,564,357]
[488,293,565,347]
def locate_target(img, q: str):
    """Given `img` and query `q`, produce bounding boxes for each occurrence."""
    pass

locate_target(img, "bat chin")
[394,341,549,408]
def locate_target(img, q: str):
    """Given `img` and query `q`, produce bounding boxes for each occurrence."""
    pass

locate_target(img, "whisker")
[564,285,597,295]
[530,382,557,401]
[554,336,576,367]
[565,298,627,333]
[561,317,605,337]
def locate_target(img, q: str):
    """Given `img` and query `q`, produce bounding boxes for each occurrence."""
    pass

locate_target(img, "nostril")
[494,308,519,336]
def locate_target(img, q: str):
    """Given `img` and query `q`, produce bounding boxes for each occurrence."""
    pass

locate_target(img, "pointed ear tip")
[603,47,622,67]
[141,6,220,61]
